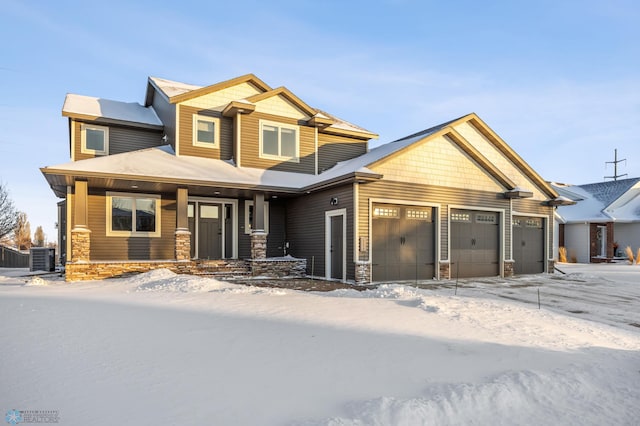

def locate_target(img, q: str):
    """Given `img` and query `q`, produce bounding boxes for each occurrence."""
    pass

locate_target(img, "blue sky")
[1,0,639,243]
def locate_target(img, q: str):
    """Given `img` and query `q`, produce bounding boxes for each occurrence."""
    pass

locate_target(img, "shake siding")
[317,134,368,172]
[286,186,354,280]
[151,93,176,149]
[72,120,163,160]
[85,192,175,261]
[358,180,511,261]
[240,112,316,174]
[178,105,233,160]
[453,122,548,200]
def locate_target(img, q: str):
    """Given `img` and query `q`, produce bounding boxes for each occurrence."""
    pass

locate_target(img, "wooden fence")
[0,245,29,268]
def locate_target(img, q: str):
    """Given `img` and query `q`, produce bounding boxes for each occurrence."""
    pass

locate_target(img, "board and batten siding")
[239,112,316,174]
[512,198,555,260]
[75,192,176,261]
[357,180,512,262]
[72,120,163,160]
[317,133,368,172]
[177,105,233,160]
[286,186,354,280]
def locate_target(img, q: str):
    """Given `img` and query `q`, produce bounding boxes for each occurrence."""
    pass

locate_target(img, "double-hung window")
[259,120,299,161]
[193,114,220,148]
[81,123,109,155]
[107,192,161,237]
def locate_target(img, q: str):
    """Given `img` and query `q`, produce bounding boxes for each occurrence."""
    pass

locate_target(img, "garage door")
[372,204,435,282]
[451,209,499,278]
[512,216,545,274]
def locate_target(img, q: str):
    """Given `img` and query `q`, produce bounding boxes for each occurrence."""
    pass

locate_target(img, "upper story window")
[259,120,299,162]
[107,192,161,237]
[81,123,109,155]
[193,114,220,148]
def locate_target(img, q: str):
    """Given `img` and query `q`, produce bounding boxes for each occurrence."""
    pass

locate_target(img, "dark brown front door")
[198,204,222,259]
[330,215,344,280]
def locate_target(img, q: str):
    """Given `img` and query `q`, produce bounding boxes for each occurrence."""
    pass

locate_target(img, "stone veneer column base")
[503,260,515,277]
[250,231,267,259]
[175,230,191,261]
[355,261,371,285]
[70,228,91,262]
[439,261,450,280]
[548,259,555,274]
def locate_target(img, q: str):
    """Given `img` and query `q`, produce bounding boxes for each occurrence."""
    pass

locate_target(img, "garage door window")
[406,209,431,221]
[526,218,542,227]
[373,207,399,218]
[476,213,497,223]
[451,212,471,222]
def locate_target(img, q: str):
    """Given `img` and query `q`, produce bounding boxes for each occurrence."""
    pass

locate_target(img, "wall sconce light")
[330,197,339,206]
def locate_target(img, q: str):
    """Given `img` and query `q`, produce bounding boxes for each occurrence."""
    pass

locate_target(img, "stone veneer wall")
[548,259,555,273]
[503,260,514,277]
[249,257,306,278]
[65,260,195,281]
[355,261,371,285]
[439,261,450,280]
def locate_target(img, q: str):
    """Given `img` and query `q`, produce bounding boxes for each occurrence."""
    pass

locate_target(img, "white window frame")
[259,119,300,162]
[244,201,270,234]
[80,123,109,155]
[106,192,161,238]
[192,114,220,148]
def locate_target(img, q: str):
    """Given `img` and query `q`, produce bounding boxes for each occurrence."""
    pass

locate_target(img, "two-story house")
[41,74,569,282]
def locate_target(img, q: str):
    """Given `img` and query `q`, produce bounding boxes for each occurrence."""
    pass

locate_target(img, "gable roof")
[145,74,377,138]
[553,178,640,223]
[62,94,163,129]
[323,113,557,199]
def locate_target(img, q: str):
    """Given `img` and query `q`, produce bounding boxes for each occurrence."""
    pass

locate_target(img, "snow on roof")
[314,109,376,136]
[148,76,202,98]
[578,178,640,206]
[554,184,610,222]
[63,94,162,127]
[42,145,377,191]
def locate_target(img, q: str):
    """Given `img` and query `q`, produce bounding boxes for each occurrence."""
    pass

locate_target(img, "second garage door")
[450,209,500,278]
[372,204,435,282]
[512,216,545,274]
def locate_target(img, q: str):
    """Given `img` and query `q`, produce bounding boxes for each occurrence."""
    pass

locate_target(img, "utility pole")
[604,149,627,181]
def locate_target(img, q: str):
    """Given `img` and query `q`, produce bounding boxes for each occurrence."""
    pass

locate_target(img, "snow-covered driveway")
[1,264,638,425]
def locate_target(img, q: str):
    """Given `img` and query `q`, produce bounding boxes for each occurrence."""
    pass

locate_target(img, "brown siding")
[72,120,163,160]
[240,112,316,174]
[358,180,512,261]
[317,133,368,172]
[178,105,233,160]
[85,191,176,261]
[151,92,176,149]
[286,186,354,280]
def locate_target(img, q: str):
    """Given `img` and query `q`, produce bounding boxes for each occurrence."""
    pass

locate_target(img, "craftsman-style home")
[41,74,568,282]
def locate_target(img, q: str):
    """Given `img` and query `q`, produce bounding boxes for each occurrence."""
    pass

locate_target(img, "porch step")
[193,260,251,280]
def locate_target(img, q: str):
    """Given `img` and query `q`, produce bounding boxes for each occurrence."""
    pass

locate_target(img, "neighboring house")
[552,178,640,263]
[41,74,567,282]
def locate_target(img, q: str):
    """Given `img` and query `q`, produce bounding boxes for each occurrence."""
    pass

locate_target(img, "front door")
[198,204,222,259]
[326,210,346,281]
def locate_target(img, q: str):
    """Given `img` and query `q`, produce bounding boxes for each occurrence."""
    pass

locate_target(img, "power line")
[604,148,627,181]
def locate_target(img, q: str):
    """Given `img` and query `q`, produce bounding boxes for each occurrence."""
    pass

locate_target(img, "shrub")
[559,247,567,263]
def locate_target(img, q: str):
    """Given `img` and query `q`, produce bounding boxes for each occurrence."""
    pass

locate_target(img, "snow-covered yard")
[1,263,639,425]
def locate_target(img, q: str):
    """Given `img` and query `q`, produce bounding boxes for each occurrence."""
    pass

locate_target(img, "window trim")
[258,119,300,162]
[80,123,109,155]
[106,192,161,238]
[244,201,269,234]
[192,114,221,148]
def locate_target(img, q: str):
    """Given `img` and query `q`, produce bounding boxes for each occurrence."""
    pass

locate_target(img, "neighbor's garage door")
[512,216,545,274]
[451,209,499,278]
[372,204,435,282]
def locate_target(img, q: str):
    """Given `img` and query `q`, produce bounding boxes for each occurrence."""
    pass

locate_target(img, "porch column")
[251,192,267,259]
[175,187,191,261]
[70,180,90,262]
